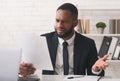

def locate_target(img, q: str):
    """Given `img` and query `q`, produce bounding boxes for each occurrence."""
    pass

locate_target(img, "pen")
[67,75,84,79]
[97,76,104,81]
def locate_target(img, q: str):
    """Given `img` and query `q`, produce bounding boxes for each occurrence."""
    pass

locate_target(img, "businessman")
[19,3,109,77]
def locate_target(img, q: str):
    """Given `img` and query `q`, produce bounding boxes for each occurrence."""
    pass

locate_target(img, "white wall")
[77,0,120,9]
[0,0,120,46]
[0,0,76,46]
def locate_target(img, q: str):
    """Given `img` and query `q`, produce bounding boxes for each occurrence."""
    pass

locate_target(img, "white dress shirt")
[55,33,75,75]
[54,33,101,75]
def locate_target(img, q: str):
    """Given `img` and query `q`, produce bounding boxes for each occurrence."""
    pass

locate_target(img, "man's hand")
[92,54,109,72]
[19,63,36,77]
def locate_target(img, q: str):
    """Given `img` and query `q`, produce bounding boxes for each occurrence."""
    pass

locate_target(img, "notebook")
[0,47,21,81]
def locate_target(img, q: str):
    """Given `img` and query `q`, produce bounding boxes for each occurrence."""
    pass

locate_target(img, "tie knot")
[63,42,68,47]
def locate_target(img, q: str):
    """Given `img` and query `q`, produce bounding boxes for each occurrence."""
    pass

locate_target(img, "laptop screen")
[0,47,21,81]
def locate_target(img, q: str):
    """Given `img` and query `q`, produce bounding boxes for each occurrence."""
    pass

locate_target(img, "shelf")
[77,8,120,61]
[83,34,120,36]
[77,19,120,35]
[106,60,120,63]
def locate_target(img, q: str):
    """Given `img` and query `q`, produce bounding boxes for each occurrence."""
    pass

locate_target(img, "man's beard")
[55,27,74,39]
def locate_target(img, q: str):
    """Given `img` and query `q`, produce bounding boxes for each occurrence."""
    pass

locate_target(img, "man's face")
[55,9,77,39]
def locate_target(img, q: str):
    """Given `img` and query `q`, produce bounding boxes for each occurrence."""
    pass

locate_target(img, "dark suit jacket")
[41,31,104,76]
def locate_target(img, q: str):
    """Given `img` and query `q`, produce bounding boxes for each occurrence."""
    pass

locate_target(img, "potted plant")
[96,21,106,34]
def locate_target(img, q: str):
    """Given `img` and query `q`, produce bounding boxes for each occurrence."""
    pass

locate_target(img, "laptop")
[0,47,21,81]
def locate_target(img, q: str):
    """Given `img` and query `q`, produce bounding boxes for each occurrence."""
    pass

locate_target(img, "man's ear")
[74,19,78,27]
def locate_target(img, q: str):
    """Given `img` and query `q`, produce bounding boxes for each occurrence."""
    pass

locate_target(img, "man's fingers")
[95,63,108,71]
[27,68,35,74]
[101,54,109,61]
[19,63,36,77]
[100,64,108,70]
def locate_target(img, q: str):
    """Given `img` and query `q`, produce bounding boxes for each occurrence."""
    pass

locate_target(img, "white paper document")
[15,33,53,70]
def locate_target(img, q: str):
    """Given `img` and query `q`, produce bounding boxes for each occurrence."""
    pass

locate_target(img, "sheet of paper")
[15,33,53,70]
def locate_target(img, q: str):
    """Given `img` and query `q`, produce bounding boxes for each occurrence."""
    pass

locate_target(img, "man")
[19,3,109,77]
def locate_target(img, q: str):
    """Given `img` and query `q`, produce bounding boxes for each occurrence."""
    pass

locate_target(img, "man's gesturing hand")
[92,54,109,72]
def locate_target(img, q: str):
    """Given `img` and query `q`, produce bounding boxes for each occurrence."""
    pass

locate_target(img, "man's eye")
[56,19,59,22]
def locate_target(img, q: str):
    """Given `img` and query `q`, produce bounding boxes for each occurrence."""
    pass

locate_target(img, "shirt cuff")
[92,69,102,75]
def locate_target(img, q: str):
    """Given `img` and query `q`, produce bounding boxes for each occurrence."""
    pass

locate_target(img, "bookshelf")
[76,9,120,60]
[77,9,120,34]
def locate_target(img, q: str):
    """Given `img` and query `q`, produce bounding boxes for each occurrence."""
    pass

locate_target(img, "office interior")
[0,0,120,78]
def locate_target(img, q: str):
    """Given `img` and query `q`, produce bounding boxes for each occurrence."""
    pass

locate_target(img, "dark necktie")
[63,42,69,75]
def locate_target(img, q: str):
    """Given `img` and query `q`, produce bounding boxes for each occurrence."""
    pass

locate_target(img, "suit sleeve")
[87,40,104,76]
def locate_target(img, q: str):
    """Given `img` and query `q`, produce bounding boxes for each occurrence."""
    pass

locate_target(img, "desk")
[42,75,120,81]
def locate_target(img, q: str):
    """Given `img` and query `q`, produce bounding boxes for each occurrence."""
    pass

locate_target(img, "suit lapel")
[47,33,58,69]
[73,33,83,74]
[52,34,58,69]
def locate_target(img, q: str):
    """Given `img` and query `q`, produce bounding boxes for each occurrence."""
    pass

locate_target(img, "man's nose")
[57,22,63,28]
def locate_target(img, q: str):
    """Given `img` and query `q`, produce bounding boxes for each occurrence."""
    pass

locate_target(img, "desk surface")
[42,75,120,81]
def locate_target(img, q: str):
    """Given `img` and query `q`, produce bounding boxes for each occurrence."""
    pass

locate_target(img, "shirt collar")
[58,32,75,46]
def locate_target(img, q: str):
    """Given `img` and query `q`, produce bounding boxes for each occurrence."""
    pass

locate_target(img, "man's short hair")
[57,3,78,20]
